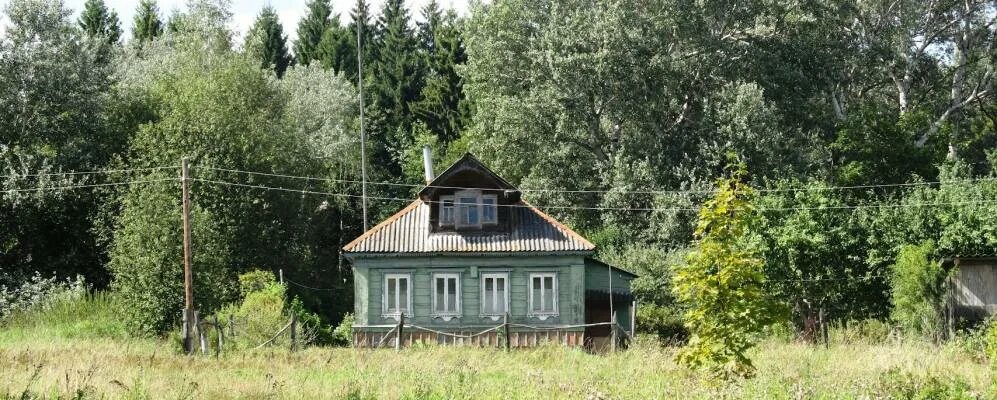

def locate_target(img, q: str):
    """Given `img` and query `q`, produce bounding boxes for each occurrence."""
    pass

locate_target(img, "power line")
[285,279,338,292]
[192,177,997,213]
[2,178,176,193]
[0,165,177,179]
[192,165,997,195]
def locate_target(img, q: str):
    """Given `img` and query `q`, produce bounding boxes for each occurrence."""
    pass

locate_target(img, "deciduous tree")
[672,165,781,376]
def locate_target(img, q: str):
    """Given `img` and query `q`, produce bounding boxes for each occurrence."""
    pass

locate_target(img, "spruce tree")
[347,0,374,82]
[78,0,122,44]
[293,0,331,66]
[412,2,467,143]
[244,6,293,78]
[370,0,423,139]
[131,0,163,43]
[316,15,355,76]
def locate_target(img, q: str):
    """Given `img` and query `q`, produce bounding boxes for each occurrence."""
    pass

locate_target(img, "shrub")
[2,291,128,340]
[215,282,288,350]
[0,272,86,321]
[889,241,946,340]
[213,270,330,350]
[987,320,997,368]
[239,269,277,297]
[829,319,892,345]
[944,318,992,363]
[332,312,355,346]
[635,304,688,345]
[874,368,974,399]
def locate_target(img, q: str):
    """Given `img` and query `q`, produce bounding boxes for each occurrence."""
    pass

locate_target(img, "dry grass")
[0,295,990,399]
[0,331,991,399]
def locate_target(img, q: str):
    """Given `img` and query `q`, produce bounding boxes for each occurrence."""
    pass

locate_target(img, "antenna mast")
[357,11,368,231]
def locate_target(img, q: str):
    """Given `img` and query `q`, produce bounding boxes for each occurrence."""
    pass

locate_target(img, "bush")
[0,272,86,321]
[635,304,688,345]
[2,291,128,340]
[874,368,975,399]
[213,270,330,350]
[332,312,355,346]
[890,241,946,340]
[829,319,892,345]
[944,319,992,363]
[987,320,997,368]
[215,282,288,350]
[239,269,277,297]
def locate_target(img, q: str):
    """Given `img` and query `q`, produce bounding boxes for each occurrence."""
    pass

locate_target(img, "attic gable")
[418,153,521,202]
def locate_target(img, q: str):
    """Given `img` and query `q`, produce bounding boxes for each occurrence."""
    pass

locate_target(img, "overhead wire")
[0,165,177,179]
[2,178,177,193]
[192,165,997,195]
[192,176,997,213]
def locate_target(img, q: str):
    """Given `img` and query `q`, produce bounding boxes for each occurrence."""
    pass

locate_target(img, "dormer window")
[440,196,455,226]
[440,190,498,229]
[481,195,497,223]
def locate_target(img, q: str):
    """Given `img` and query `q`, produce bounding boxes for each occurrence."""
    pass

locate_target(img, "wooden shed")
[343,153,637,349]
[942,256,997,324]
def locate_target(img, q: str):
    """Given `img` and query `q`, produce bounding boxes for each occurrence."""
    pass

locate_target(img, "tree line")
[1,0,994,341]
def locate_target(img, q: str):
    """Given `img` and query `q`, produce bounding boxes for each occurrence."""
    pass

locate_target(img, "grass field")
[0,294,993,399]
[2,334,993,398]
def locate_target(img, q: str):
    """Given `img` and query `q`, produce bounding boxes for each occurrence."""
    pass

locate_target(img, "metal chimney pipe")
[422,145,434,183]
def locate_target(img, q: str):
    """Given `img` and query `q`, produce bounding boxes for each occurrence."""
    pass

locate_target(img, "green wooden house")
[343,153,636,348]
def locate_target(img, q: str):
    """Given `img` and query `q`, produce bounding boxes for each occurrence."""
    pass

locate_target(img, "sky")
[0,0,471,43]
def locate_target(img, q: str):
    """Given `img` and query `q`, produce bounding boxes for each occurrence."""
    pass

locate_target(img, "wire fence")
[357,312,633,352]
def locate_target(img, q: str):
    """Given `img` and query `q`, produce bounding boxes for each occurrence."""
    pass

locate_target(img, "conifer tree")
[244,6,293,78]
[343,0,374,82]
[78,0,121,44]
[316,15,355,76]
[369,0,423,142]
[412,1,467,143]
[131,0,163,43]
[293,0,331,66]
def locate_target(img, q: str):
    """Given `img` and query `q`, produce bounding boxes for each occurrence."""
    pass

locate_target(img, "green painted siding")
[584,259,636,333]
[584,260,635,293]
[351,254,590,330]
[353,266,369,325]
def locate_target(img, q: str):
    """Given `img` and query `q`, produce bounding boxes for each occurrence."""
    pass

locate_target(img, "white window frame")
[439,196,455,227]
[455,189,482,229]
[480,272,510,320]
[382,273,412,320]
[528,272,558,320]
[431,272,462,320]
[481,194,498,225]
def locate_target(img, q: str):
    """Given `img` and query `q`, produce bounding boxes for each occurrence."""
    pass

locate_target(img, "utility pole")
[357,13,368,231]
[181,157,195,354]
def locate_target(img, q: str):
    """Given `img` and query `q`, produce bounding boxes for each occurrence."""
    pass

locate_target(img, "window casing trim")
[527,272,559,320]
[382,272,413,320]
[431,272,462,320]
[479,272,510,320]
[439,196,455,227]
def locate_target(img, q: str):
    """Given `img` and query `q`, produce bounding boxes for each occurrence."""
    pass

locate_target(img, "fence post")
[610,311,618,353]
[195,311,207,355]
[504,312,511,351]
[228,314,235,337]
[214,314,223,358]
[820,307,829,349]
[290,314,298,352]
[396,313,405,350]
[181,309,191,355]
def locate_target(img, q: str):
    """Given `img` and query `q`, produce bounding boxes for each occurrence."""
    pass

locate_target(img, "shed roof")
[342,199,596,254]
[941,255,997,268]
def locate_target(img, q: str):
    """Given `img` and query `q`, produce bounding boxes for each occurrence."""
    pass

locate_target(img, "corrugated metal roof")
[343,200,596,253]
